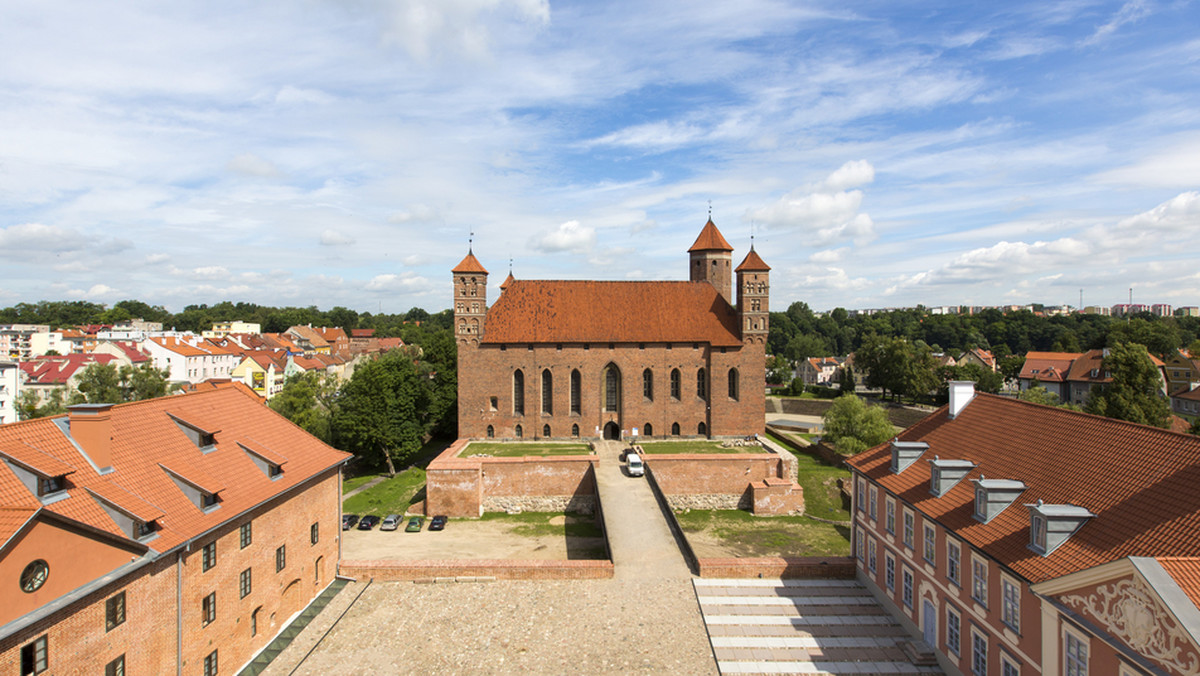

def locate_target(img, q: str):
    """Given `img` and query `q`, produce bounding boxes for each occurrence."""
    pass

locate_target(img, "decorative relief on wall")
[1061,578,1200,675]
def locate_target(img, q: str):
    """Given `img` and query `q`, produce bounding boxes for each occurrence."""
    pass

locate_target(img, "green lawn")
[341,466,427,517]
[636,440,752,454]
[767,432,851,523]
[675,509,850,557]
[342,474,379,493]
[459,442,593,457]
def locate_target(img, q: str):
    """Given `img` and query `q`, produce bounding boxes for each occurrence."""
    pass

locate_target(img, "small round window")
[20,560,49,593]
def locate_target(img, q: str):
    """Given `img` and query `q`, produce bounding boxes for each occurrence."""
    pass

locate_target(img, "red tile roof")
[1157,557,1200,611]
[846,393,1200,583]
[0,506,39,552]
[481,280,743,346]
[19,354,117,384]
[735,248,770,272]
[0,386,350,552]
[1019,351,1082,383]
[452,252,489,274]
[688,219,733,252]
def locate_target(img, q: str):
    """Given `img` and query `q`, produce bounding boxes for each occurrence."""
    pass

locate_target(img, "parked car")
[405,517,425,532]
[429,515,448,531]
[380,514,402,531]
[342,514,359,530]
[357,515,380,530]
[626,451,644,477]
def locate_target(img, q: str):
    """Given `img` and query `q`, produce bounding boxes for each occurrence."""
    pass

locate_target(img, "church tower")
[735,243,771,345]
[688,218,734,305]
[452,249,489,345]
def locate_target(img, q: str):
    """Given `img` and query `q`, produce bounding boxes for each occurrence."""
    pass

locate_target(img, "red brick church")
[454,218,770,441]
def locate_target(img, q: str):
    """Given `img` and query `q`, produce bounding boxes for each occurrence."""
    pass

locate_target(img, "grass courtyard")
[675,509,851,557]
[458,441,594,457]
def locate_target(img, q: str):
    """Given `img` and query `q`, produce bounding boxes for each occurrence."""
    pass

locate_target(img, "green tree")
[270,372,336,443]
[333,350,430,475]
[765,355,792,386]
[1084,342,1171,428]
[821,394,895,455]
[15,390,42,420]
[1017,385,1062,407]
[75,363,124,404]
[120,363,172,401]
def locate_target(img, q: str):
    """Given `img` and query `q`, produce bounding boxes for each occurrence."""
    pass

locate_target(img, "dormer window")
[1027,501,1095,556]
[928,457,976,497]
[1090,369,1099,378]
[972,478,1027,523]
[890,440,929,474]
[238,441,288,481]
[38,475,65,496]
[168,414,220,452]
[134,519,157,539]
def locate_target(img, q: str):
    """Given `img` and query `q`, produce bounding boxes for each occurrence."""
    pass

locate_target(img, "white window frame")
[1031,513,1047,553]
[948,539,961,586]
[1063,624,1090,676]
[885,552,896,592]
[856,527,865,562]
[946,605,961,657]
[1001,575,1021,632]
[903,508,915,549]
[902,567,914,609]
[972,555,989,607]
[869,486,878,520]
[1001,654,1020,676]
[886,498,896,534]
[856,478,866,513]
[923,523,936,566]
[868,537,877,573]
[972,629,989,676]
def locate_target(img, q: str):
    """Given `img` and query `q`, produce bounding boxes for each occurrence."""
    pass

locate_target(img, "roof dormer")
[1027,501,1095,556]
[238,440,288,481]
[167,413,220,452]
[972,477,1027,523]
[928,456,976,497]
[890,439,929,474]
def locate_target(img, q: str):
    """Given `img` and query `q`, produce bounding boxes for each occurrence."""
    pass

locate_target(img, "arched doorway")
[603,422,621,440]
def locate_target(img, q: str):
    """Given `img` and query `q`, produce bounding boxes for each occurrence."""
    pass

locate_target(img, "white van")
[626,452,644,477]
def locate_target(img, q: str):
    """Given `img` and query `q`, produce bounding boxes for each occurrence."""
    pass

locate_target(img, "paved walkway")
[695,578,944,675]
[593,440,691,581]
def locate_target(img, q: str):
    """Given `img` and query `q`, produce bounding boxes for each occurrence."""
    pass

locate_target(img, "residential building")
[1063,348,1166,406]
[797,357,844,386]
[232,352,287,399]
[285,326,331,356]
[1152,303,1173,317]
[0,325,50,361]
[1019,348,1167,406]
[1176,307,1200,318]
[1017,351,1082,401]
[455,218,768,440]
[0,386,350,674]
[145,337,238,384]
[847,382,1200,676]
[98,319,165,342]
[203,321,263,338]
[1082,305,1111,316]
[0,360,18,424]
[1163,350,1200,395]
[315,327,350,357]
[1171,386,1200,417]
[17,354,121,404]
[956,348,996,372]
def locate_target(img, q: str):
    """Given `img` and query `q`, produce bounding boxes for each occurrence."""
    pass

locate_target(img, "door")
[603,421,620,440]
[922,599,936,646]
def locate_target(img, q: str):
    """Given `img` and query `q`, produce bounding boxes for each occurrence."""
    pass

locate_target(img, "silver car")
[380,514,403,531]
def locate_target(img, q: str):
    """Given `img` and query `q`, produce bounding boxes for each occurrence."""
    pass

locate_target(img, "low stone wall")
[765,425,847,469]
[340,558,614,581]
[777,397,834,416]
[697,556,856,579]
[664,493,748,511]
[482,494,597,515]
[648,453,784,495]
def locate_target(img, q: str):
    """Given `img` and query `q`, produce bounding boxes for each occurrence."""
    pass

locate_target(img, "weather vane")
[708,200,712,219]
[468,229,474,254]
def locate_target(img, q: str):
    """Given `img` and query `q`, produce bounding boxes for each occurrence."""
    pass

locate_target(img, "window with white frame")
[885,553,895,591]
[1064,627,1089,676]
[902,568,914,608]
[1002,655,1020,676]
[868,538,877,573]
[1031,513,1047,552]
[856,528,865,561]
[946,606,961,656]
[923,524,936,565]
[1002,577,1021,632]
[972,631,988,676]
[856,479,866,512]
[869,487,878,520]
[903,510,915,548]
[972,557,988,606]
[884,499,895,534]
[948,541,961,585]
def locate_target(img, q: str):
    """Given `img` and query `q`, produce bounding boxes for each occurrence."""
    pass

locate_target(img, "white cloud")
[192,266,230,280]
[818,160,875,192]
[0,223,83,255]
[748,161,878,246]
[227,153,281,177]
[809,247,848,264]
[531,220,595,254]
[373,0,550,61]
[1084,0,1150,46]
[364,272,433,292]
[389,205,440,223]
[320,229,356,246]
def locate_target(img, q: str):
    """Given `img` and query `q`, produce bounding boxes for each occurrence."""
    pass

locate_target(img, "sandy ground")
[261,578,718,676]
[340,517,606,560]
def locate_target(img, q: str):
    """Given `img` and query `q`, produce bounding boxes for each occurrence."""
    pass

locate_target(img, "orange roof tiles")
[1157,558,1200,611]
[0,439,77,477]
[85,479,165,523]
[0,386,350,553]
[482,280,743,346]
[846,393,1200,583]
[735,247,770,272]
[453,252,489,274]
[0,506,39,551]
[688,219,733,252]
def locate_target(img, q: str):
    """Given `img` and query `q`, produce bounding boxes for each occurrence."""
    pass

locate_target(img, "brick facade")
[454,219,768,441]
[425,441,598,517]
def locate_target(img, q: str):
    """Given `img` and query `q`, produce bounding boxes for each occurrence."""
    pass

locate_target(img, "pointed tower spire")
[688,215,734,304]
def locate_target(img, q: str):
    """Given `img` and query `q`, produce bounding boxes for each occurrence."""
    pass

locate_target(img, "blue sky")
[1,0,1198,314]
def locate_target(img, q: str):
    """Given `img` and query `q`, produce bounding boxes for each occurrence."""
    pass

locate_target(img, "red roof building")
[0,386,350,675]
[846,382,1200,675]
[453,219,769,441]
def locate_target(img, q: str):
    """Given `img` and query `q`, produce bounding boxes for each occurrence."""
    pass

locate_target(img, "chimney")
[68,403,115,471]
[948,380,975,419]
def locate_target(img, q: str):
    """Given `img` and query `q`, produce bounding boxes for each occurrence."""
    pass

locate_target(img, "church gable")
[481,280,743,346]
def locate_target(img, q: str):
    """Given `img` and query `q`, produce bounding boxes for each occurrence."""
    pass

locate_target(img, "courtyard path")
[592,440,692,581]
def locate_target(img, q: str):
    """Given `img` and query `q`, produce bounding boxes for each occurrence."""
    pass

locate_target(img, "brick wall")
[0,469,342,676]
[459,341,764,440]
[425,441,599,517]
[697,556,855,578]
[647,453,784,495]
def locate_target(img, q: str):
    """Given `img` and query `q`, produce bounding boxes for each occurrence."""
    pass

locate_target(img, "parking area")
[340,513,606,561]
